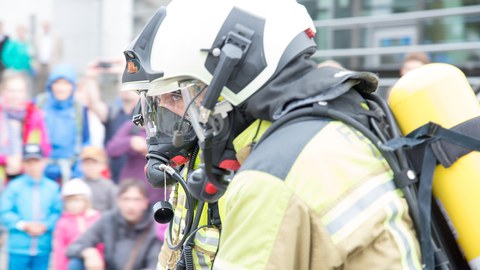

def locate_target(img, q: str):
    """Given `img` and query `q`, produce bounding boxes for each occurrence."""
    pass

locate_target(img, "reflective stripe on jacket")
[157,162,224,270]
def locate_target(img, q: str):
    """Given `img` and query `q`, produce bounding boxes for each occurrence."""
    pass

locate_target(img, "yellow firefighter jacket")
[213,118,422,270]
[157,121,272,269]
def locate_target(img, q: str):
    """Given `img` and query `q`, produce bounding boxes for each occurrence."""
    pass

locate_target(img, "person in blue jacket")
[36,64,90,183]
[0,143,62,270]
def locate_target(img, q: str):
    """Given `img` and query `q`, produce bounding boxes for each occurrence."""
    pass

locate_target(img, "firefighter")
[124,47,240,269]
[134,87,232,269]
[121,0,422,269]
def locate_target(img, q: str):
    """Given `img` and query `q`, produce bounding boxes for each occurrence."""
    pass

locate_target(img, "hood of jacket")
[244,54,379,122]
[44,64,77,110]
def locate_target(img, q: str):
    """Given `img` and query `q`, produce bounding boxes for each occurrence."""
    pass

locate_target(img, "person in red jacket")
[0,70,51,186]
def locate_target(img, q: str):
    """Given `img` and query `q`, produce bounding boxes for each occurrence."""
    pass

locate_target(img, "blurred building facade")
[1,0,170,104]
[0,0,170,73]
[1,0,478,92]
[51,0,171,73]
[299,0,480,91]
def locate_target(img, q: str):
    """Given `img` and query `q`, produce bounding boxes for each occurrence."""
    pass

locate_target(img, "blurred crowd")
[0,20,165,270]
[1,16,476,270]
[0,18,435,270]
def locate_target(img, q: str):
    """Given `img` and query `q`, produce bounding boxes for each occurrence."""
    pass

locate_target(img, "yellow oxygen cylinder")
[388,63,480,269]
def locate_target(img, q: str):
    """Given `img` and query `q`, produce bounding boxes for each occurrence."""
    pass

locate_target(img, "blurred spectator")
[400,52,431,77]
[34,21,63,97]
[53,179,102,270]
[85,65,139,183]
[79,146,117,212]
[106,121,165,204]
[0,143,62,270]
[75,77,105,148]
[0,21,10,78]
[66,179,162,270]
[94,91,139,183]
[105,90,140,184]
[0,70,51,186]
[36,64,90,184]
[1,24,33,74]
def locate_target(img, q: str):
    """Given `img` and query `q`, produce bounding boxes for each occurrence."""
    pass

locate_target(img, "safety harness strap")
[428,116,480,167]
[385,119,480,270]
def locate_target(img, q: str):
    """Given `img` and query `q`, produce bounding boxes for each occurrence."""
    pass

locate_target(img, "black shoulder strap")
[208,202,221,229]
[383,119,480,270]
[415,117,480,168]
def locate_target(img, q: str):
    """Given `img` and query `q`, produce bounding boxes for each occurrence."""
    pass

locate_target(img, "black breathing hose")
[183,201,204,270]
[162,165,196,251]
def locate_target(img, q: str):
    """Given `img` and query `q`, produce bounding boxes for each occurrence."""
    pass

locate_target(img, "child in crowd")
[36,64,90,184]
[53,178,102,270]
[79,146,117,212]
[0,144,62,270]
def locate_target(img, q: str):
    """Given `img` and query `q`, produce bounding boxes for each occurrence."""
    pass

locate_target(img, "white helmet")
[121,0,317,197]
[122,0,316,106]
[62,178,92,198]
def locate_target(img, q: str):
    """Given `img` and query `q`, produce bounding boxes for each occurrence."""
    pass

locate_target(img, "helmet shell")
[123,0,316,106]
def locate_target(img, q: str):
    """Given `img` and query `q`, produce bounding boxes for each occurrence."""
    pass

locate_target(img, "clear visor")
[179,80,233,142]
[179,80,208,142]
[139,91,193,140]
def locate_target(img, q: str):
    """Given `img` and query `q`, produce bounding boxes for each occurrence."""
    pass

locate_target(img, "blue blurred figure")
[35,64,90,184]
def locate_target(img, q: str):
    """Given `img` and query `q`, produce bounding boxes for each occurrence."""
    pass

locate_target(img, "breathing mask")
[134,90,197,187]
